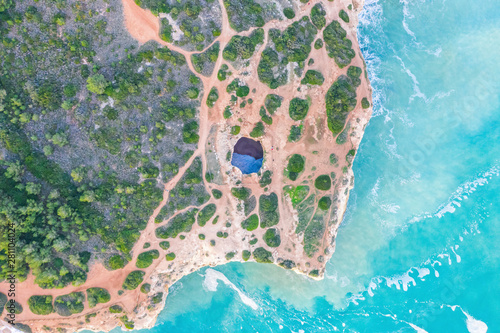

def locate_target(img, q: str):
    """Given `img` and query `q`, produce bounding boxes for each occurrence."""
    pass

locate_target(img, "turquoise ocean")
[115,0,500,331]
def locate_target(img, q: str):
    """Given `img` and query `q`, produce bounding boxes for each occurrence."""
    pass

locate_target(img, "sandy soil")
[0,0,373,331]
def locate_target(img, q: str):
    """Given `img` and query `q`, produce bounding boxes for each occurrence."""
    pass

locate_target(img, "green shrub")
[314,175,332,191]
[192,42,220,76]
[54,292,85,316]
[329,153,339,165]
[310,3,326,29]
[283,8,295,19]
[325,75,357,134]
[250,122,265,138]
[223,29,264,62]
[241,214,259,231]
[225,251,236,260]
[87,288,111,308]
[28,296,53,315]
[236,85,250,97]
[140,283,151,294]
[156,208,198,239]
[314,39,324,49]
[186,87,200,99]
[252,247,273,263]
[122,271,145,290]
[159,241,170,250]
[309,269,320,277]
[323,21,355,68]
[336,124,349,145]
[289,98,310,121]
[259,107,273,125]
[198,204,217,226]
[259,170,272,187]
[230,125,241,135]
[339,9,349,23]
[263,228,281,247]
[223,106,233,119]
[249,238,258,245]
[231,187,251,200]
[224,0,265,32]
[136,250,160,268]
[301,70,324,85]
[242,250,251,261]
[182,120,200,144]
[288,125,303,142]
[199,234,205,240]
[108,255,127,270]
[286,154,305,181]
[152,292,163,304]
[347,66,362,87]
[264,94,283,114]
[212,189,223,199]
[259,193,279,228]
[109,305,123,313]
[217,64,231,81]
[318,196,332,210]
[165,253,176,261]
[206,87,219,108]
[361,97,370,109]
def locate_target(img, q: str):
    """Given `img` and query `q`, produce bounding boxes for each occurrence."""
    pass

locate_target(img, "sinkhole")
[231,137,263,174]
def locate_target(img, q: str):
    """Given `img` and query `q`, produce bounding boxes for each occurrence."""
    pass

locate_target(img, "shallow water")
[110,0,500,331]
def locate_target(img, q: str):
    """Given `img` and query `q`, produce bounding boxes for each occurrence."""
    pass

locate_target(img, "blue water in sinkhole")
[231,153,263,174]
[105,0,500,331]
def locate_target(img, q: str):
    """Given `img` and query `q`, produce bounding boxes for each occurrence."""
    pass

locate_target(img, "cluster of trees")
[323,21,356,68]
[325,75,358,135]
[156,207,198,239]
[289,97,310,121]
[259,193,279,228]
[252,247,273,263]
[318,196,332,210]
[258,17,318,88]
[54,292,85,316]
[314,175,332,191]
[264,94,282,114]
[136,250,160,268]
[241,214,259,231]
[339,9,350,23]
[206,87,219,107]
[301,70,325,86]
[224,0,265,32]
[231,187,251,200]
[192,42,219,76]
[310,3,326,29]
[223,29,264,62]
[259,170,272,187]
[197,203,216,226]
[250,121,265,138]
[263,228,281,247]
[288,124,303,142]
[122,271,145,290]
[87,288,111,308]
[286,154,305,181]
[284,185,310,208]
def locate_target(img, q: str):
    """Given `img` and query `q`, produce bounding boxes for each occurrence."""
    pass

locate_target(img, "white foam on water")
[445,305,488,333]
[203,268,259,310]
[408,323,429,333]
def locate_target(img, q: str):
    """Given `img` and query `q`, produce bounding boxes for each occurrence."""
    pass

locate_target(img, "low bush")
[231,187,251,200]
[288,125,303,142]
[339,9,349,23]
[140,283,151,294]
[264,94,283,114]
[241,214,259,231]
[54,292,85,316]
[206,87,219,108]
[225,251,236,260]
[310,3,326,29]
[212,189,223,199]
[283,8,295,19]
[159,241,170,250]
[166,253,176,261]
[314,39,323,49]
[318,196,332,210]
[122,271,145,290]
[314,175,332,191]
[108,255,127,270]
[289,98,310,121]
[109,305,123,313]
[253,247,273,263]
[259,193,280,228]
[286,154,305,181]
[301,70,324,86]
[323,21,355,68]
[263,228,281,247]
[87,288,111,308]
[28,296,53,315]
[250,122,265,138]
[361,97,370,109]
[136,250,160,269]
[242,250,251,261]
[198,204,217,226]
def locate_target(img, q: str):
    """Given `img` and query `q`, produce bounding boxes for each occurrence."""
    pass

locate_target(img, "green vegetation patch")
[192,42,220,76]
[156,208,198,239]
[242,250,251,261]
[54,292,85,316]
[347,66,362,87]
[140,283,151,294]
[258,17,318,88]
[263,228,281,247]
[259,170,272,187]
[314,175,332,191]
[109,305,123,313]
[224,0,276,32]
[217,64,231,81]
[225,251,236,260]
[264,94,283,114]
[303,212,327,257]
[230,125,241,135]
[28,296,53,315]
[212,189,223,199]
[166,253,176,261]
[87,288,111,308]
[108,255,128,270]
[242,214,259,231]
[206,87,219,108]
[223,29,264,63]
[252,247,273,263]
[323,21,355,68]
[289,97,310,121]
[159,241,170,250]
[310,3,326,29]
[283,7,295,19]
[339,9,350,23]
[301,70,325,86]
[318,196,332,210]
[122,271,145,290]
[231,187,251,200]
[136,250,160,269]
[288,125,303,142]
[286,154,306,181]
[250,122,265,138]
[284,185,310,207]
[361,97,370,109]
[259,193,280,228]
[325,75,358,135]
[314,39,324,49]
[336,123,350,145]
[198,203,217,227]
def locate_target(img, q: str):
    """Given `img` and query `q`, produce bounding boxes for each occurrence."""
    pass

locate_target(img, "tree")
[86,74,109,94]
